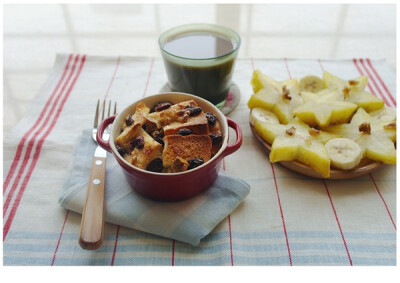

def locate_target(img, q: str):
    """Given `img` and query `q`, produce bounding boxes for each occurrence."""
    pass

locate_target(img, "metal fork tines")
[92,100,117,158]
[92,99,117,142]
[79,99,117,250]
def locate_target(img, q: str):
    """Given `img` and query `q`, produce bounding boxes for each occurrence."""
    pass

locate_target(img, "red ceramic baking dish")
[96,92,242,201]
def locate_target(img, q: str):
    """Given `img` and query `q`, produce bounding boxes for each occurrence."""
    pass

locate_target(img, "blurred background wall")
[3,3,396,134]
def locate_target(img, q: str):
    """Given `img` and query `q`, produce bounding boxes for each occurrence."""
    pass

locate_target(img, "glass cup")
[159,23,241,108]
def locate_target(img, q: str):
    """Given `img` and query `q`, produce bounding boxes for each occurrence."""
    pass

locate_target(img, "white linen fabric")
[3,54,396,265]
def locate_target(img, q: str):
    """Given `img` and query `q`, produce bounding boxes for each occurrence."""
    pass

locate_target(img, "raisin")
[185,106,202,116]
[142,123,148,131]
[205,112,217,126]
[130,136,145,149]
[152,131,164,146]
[154,102,172,112]
[188,158,204,170]
[209,134,223,144]
[116,143,126,156]
[146,158,163,172]
[154,136,164,146]
[177,128,192,136]
[125,115,133,126]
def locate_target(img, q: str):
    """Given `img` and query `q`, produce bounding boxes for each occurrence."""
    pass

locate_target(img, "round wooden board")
[250,123,384,179]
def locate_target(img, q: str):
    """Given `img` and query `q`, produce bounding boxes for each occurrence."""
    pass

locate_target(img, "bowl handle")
[96,115,116,153]
[221,117,243,158]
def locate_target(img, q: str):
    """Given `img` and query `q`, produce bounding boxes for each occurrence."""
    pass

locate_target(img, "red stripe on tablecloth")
[171,240,175,266]
[111,225,121,266]
[353,59,397,231]
[51,210,70,266]
[317,58,324,72]
[369,174,396,230]
[97,56,122,265]
[136,58,179,266]
[3,55,86,241]
[251,57,292,265]
[52,55,122,265]
[270,163,292,266]
[3,54,80,217]
[3,54,74,194]
[223,159,234,265]
[353,59,390,106]
[366,58,396,106]
[110,57,155,264]
[99,56,121,116]
[142,57,155,98]
[228,215,234,266]
[284,58,292,79]
[318,59,354,265]
[282,58,293,265]
[323,181,353,265]
[352,59,380,101]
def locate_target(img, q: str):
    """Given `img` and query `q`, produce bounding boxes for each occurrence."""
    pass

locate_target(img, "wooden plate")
[250,124,384,179]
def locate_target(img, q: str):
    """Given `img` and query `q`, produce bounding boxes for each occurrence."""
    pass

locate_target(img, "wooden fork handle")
[79,156,106,250]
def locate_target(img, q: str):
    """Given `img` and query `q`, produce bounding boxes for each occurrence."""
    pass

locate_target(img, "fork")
[79,100,117,250]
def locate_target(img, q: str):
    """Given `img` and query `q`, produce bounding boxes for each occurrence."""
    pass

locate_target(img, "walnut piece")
[359,122,371,135]
[383,121,396,130]
[342,87,350,99]
[171,157,189,173]
[285,126,296,136]
[308,128,320,136]
[177,110,190,123]
[282,85,292,101]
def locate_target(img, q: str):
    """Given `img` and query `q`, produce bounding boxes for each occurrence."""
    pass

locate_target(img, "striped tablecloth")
[3,54,396,266]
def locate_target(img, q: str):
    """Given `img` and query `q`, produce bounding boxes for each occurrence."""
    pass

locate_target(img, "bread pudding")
[115,100,224,173]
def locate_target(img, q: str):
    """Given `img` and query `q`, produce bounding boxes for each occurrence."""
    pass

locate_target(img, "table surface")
[2,3,397,269]
[2,54,396,266]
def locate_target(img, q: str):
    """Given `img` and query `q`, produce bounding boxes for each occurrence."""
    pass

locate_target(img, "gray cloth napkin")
[59,129,250,245]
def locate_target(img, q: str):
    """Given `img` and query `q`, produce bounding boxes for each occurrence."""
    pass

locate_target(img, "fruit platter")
[248,69,396,179]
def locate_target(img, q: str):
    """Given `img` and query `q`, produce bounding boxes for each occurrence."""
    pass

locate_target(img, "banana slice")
[325,138,362,170]
[299,75,324,93]
[250,107,279,126]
